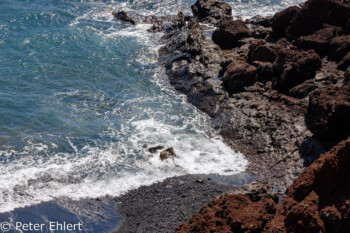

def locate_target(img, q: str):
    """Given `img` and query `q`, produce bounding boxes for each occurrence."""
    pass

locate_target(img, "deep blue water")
[0,0,304,232]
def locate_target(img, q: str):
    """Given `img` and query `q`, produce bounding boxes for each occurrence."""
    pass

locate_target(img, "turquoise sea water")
[0,0,303,215]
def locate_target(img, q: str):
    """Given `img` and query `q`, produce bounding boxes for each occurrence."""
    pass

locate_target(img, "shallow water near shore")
[1,0,304,230]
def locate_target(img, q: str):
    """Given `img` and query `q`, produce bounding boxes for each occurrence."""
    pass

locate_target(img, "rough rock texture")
[248,39,322,93]
[112,10,160,25]
[158,14,313,187]
[297,26,343,56]
[271,6,300,37]
[175,180,279,233]
[222,59,257,92]
[113,175,245,233]
[329,35,350,61]
[338,51,350,70]
[175,138,350,233]
[305,83,350,142]
[191,0,232,25]
[160,147,176,160]
[286,0,350,39]
[212,20,251,49]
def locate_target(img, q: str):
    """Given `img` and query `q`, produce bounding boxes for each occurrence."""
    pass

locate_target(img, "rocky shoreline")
[112,0,349,232]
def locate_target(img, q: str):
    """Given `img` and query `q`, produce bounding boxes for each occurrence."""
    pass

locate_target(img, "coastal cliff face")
[175,137,350,233]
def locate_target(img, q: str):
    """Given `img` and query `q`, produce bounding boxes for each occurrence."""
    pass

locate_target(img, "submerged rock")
[148,145,165,154]
[160,147,176,160]
[191,0,232,25]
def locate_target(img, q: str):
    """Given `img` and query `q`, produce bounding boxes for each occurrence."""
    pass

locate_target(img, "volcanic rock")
[175,180,279,233]
[289,80,318,98]
[271,6,300,37]
[338,51,350,70]
[222,59,257,93]
[191,0,232,25]
[175,138,350,233]
[148,145,165,153]
[112,10,160,25]
[306,83,350,141]
[329,35,350,61]
[212,20,250,49]
[297,26,343,56]
[160,147,176,160]
[286,0,350,38]
[248,39,322,93]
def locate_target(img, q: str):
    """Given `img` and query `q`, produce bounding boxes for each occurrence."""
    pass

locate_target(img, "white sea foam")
[0,0,306,213]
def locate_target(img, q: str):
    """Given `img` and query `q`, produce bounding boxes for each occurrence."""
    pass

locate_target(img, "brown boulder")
[305,83,350,141]
[222,59,257,93]
[297,26,343,56]
[160,147,176,160]
[338,52,350,70]
[248,39,322,93]
[271,6,300,37]
[329,35,350,61]
[212,20,250,49]
[289,80,318,98]
[191,0,232,25]
[286,0,350,39]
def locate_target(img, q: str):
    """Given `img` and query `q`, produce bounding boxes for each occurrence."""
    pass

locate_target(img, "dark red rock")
[248,39,322,93]
[297,26,343,56]
[286,0,350,39]
[222,59,257,92]
[160,147,176,160]
[212,20,250,49]
[278,50,321,93]
[175,180,278,233]
[191,0,232,25]
[345,67,350,83]
[305,83,350,141]
[176,138,350,233]
[271,6,300,37]
[338,52,350,70]
[245,15,272,27]
[329,35,350,61]
[289,80,318,98]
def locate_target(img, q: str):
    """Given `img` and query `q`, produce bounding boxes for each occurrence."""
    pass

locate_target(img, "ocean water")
[0,0,304,217]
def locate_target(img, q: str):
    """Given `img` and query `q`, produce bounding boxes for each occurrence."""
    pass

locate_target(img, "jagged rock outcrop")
[305,83,350,142]
[191,0,232,24]
[175,138,350,233]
